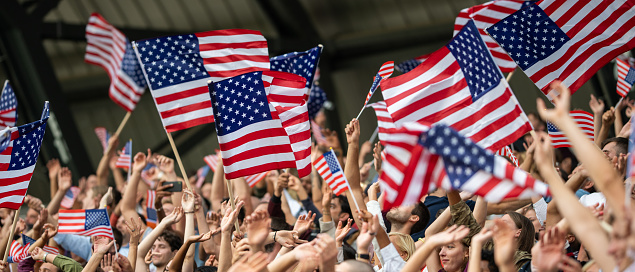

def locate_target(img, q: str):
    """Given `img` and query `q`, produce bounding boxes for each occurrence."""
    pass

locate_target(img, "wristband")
[356,253,370,260]
[184,211,194,214]
[43,252,49,262]
[273,231,277,242]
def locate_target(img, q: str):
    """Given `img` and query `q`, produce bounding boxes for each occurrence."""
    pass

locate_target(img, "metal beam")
[41,22,182,42]
[0,0,94,177]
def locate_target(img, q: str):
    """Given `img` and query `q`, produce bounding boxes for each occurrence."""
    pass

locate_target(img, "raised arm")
[344,119,366,227]
[122,150,151,220]
[46,159,61,201]
[533,131,616,271]
[537,81,626,218]
[169,230,216,272]
[181,189,197,272]
[122,217,144,272]
[209,154,225,211]
[97,135,119,187]
[218,201,244,272]
[48,167,72,215]
[589,94,605,146]
[597,108,615,147]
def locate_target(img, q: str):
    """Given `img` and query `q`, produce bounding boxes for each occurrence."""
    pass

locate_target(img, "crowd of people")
[0,81,633,272]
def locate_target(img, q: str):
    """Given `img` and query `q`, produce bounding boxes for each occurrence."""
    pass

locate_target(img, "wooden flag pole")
[3,206,21,262]
[114,112,132,137]
[505,70,515,82]
[225,179,241,231]
[166,132,193,191]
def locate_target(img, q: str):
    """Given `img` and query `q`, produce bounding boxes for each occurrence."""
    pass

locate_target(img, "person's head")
[314,110,327,128]
[439,239,469,272]
[83,185,108,209]
[39,263,61,272]
[386,202,430,234]
[195,266,218,272]
[152,229,183,267]
[601,137,629,161]
[26,208,39,226]
[389,233,415,261]
[201,183,213,200]
[335,260,374,272]
[518,205,543,237]
[331,195,351,224]
[162,199,175,217]
[500,212,535,252]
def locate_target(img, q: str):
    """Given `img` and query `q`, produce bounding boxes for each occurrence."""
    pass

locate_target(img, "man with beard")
[385,202,430,261]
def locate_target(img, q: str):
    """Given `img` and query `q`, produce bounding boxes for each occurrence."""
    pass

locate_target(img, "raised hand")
[94,240,115,255]
[425,224,470,247]
[106,134,120,155]
[471,227,494,247]
[274,172,289,197]
[58,167,72,191]
[154,155,175,175]
[30,247,45,261]
[492,219,517,268]
[373,143,383,172]
[32,209,48,234]
[132,149,152,173]
[345,119,360,144]
[164,206,184,225]
[25,195,43,212]
[533,132,555,171]
[206,211,221,228]
[220,200,244,233]
[293,211,315,236]
[532,227,566,272]
[368,182,380,201]
[204,254,216,267]
[356,221,375,251]
[42,223,58,240]
[314,233,337,264]
[228,251,269,272]
[123,217,144,244]
[602,107,616,126]
[360,141,372,158]
[360,161,373,182]
[182,189,196,213]
[589,94,605,115]
[187,229,218,243]
[537,81,571,124]
[100,253,120,272]
[276,230,307,248]
[155,180,174,200]
[335,218,353,247]
[47,159,61,181]
[100,187,114,208]
[245,210,271,249]
[0,260,8,272]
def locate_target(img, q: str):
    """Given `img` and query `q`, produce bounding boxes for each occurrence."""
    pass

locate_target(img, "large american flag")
[360,62,394,110]
[546,110,594,148]
[379,122,549,209]
[313,149,350,196]
[367,101,396,146]
[115,140,132,169]
[61,186,81,209]
[487,1,635,101]
[58,209,114,239]
[270,46,322,90]
[617,58,635,97]
[454,0,534,73]
[209,71,297,179]
[395,53,431,74]
[0,109,48,210]
[146,190,157,229]
[94,127,111,153]
[85,13,146,112]
[380,20,532,152]
[0,81,17,130]
[133,29,270,132]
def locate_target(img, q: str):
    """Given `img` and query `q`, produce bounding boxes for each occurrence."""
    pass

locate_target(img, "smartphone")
[165,181,183,192]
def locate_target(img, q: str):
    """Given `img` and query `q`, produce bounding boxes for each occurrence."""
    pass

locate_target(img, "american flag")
[94,127,111,153]
[8,240,29,263]
[61,186,81,209]
[379,123,549,209]
[307,84,327,120]
[85,13,146,112]
[367,101,397,146]
[361,62,394,110]
[270,46,323,90]
[245,171,268,187]
[133,29,270,132]
[617,58,635,97]
[495,146,519,167]
[0,80,17,130]
[22,234,59,255]
[204,151,220,172]
[313,149,350,196]
[487,1,635,101]
[454,0,534,73]
[115,140,132,169]
[395,54,431,74]
[196,165,210,188]
[209,71,297,180]
[380,20,532,152]
[0,107,48,210]
[311,120,327,145]
[146,190,157,229]
[275,103,311,178]
[546,110,594,148]
[58,209,114,239]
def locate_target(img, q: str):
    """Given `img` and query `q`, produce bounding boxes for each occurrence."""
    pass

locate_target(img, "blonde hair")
[388,232,415,261]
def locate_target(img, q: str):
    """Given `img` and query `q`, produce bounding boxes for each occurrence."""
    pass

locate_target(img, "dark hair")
[481,249,499,272]
[342,242,356,260]
[158,229,184,252]
[335,195,351,219]
[601,137,629,156]
[195,266,217,272]
[410,202,431,235]
[506,211,535,253]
